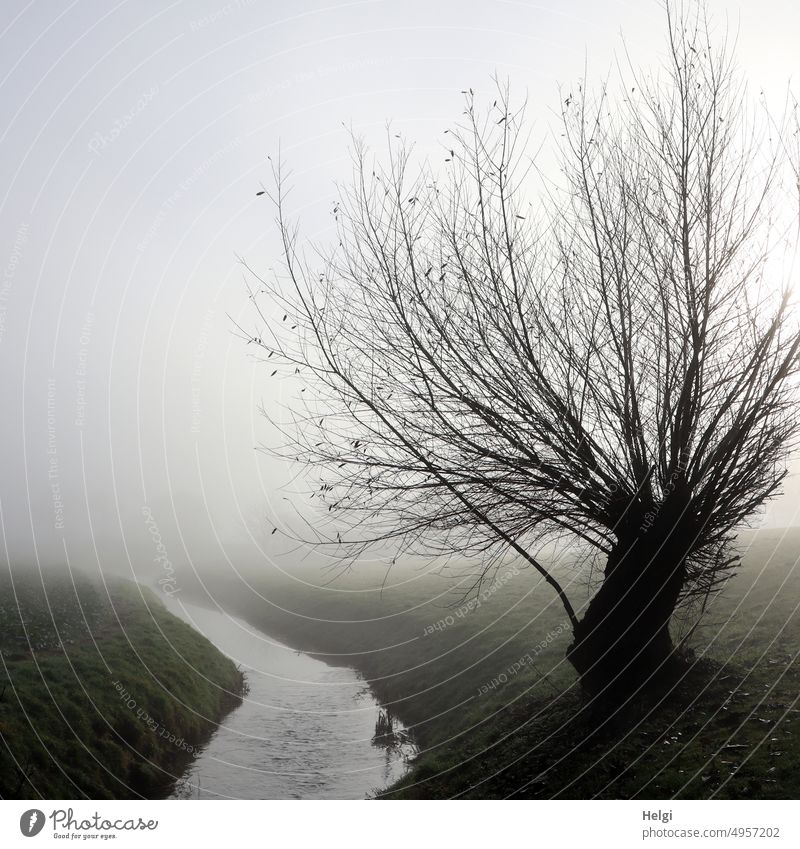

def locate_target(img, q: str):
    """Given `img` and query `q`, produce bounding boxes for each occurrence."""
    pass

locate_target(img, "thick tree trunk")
[567,524,688,700]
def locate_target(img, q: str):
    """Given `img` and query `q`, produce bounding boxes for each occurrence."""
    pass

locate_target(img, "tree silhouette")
[246,4,800,698]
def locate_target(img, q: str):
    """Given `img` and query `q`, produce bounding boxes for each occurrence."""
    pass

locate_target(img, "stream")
[159,594,416,799]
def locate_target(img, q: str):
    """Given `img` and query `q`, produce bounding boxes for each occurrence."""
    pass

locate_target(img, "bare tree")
[245,4,800,698]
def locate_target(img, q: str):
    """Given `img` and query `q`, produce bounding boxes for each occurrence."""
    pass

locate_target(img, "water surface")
[160,596,415,799]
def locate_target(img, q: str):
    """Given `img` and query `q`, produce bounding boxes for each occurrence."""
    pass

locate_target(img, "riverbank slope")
[0,571,245,799]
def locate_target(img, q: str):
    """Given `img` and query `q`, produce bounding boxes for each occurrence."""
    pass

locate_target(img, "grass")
[185,527,800,798]
[0,570,245,799]
[383,651,800,799]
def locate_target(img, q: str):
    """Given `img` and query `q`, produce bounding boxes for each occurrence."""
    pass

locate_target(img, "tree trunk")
[567,522,688,700]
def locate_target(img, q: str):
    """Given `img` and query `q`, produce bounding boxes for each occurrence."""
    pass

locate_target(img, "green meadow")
[0,571,244,799]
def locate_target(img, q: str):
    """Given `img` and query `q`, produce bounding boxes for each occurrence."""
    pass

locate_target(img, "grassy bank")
[0,571,245,799]
[384,652,800,798]
[185,528,800,798]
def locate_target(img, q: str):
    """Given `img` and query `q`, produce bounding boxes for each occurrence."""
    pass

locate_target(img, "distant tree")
[246,4,800,698]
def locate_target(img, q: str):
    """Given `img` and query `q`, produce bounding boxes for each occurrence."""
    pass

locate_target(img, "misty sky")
[1,0,799,585]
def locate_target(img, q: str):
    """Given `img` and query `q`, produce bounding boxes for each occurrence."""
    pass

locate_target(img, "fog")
[1,0,799,592]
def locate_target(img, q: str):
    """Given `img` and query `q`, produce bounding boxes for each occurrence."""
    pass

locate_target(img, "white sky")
[1,0,798,581]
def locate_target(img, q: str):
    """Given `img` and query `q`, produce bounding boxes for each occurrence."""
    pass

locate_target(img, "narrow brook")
[160,595,416,799]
